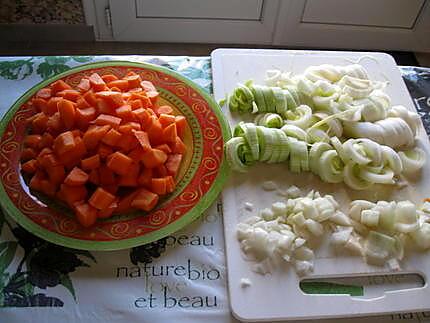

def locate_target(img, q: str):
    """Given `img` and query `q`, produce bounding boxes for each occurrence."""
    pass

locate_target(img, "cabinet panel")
[136,0,263,20]
[110,0,279,43]
[302,0,425,28]
[273,0,430,52]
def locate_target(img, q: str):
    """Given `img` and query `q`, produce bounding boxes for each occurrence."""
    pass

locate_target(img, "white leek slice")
[342,64,369,79]
[289,138,308,173]
[313,93,339,111]
[228,83,255,113]
[284,105,313,129]
[398,147,426,174]
[343,139,371,165]
[343,121,385,145]
[338,75,374,99]
[234,122,260,160]
[309,142,332,174]
[359,166,395,185]
[355,138,383,165]
[281,124,308,141]
[257,126,276,162]
[318,150,344,183]
[376,118,414,148]
[307,127,330,144]
[225,137,254,172]
[273,129,291,163]
[388,105,420,136]
[343,161,373,190]
[272,87,288,117]
[357,90,390,122]
[304,64,343,83]
[330,137,350,163]
[254,113,283,128]
[381,145,403,175]
[313,112,343,138]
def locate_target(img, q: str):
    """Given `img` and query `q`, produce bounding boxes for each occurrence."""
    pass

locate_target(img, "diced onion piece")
[294,260,314,276]
[294,246,315,261]
[394,201,419,233]
[314,197,336,222]
[272,202,287,216]
[291,212,306,227]
[260,208,276,221]
[361,209,380,227]
[262,180,278,191]
[330,211,352,226]
[410,223,430,249]
[330,226,353,246]
[286,185,302,198]
[364,231,396,265]
[304,219,324,236]
[375,201,396,232]
[349,200,376,221]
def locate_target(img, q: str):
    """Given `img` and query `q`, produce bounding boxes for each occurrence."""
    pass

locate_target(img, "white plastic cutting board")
[211,49,430,321]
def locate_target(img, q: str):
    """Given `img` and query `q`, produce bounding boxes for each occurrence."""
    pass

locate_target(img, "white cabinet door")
[108,0,280,44]
[274,0,430,52]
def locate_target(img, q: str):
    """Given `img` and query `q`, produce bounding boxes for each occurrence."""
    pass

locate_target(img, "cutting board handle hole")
[300,273,425,298]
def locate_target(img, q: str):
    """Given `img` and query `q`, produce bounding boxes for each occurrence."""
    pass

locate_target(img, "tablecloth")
[0,55,429,323]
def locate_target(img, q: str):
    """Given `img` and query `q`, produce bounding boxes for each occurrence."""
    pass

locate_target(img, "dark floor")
[0,41,421,66]
[0,0,84,24]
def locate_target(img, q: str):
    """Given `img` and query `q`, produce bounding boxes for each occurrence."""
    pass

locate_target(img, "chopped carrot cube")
[89,187,116,210]
[107,151,133,175]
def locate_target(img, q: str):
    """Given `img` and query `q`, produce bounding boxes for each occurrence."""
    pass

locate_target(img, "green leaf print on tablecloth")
[0,210,96,307]
[0,56,94,80]
[0,59,34,80]
[36,56,94,79]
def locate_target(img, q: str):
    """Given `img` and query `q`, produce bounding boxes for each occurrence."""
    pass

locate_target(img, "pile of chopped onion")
[237,187,430,275]
[237,187,347,276]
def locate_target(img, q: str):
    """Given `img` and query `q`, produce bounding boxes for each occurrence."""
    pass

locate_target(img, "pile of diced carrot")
[20,71,187,227]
